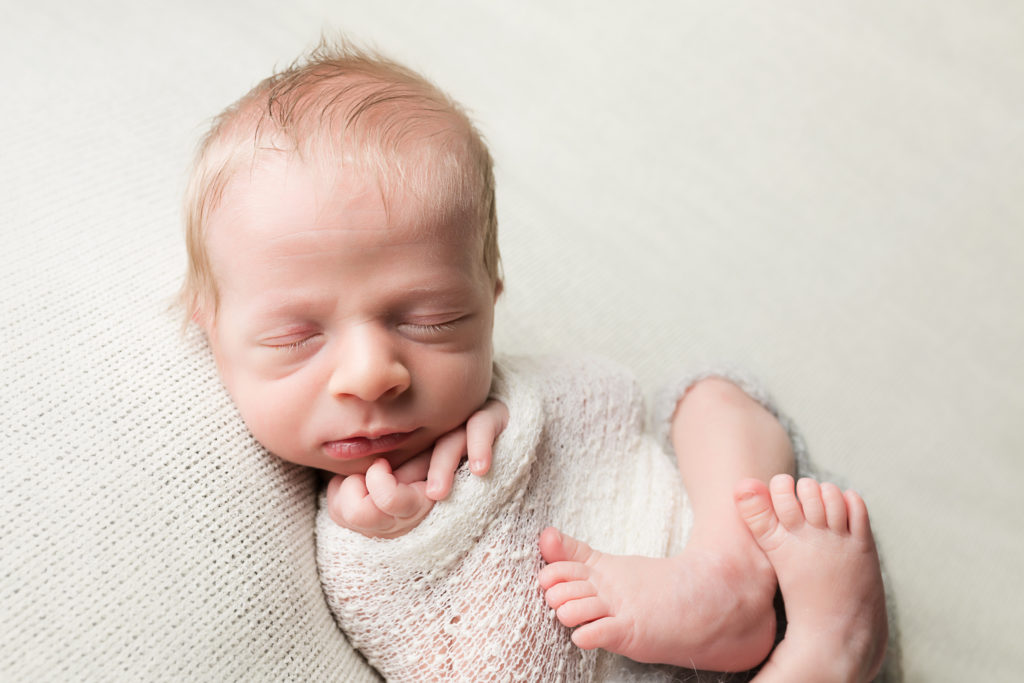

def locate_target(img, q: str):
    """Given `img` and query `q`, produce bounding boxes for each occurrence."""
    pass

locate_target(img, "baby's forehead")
[208,151,479,251]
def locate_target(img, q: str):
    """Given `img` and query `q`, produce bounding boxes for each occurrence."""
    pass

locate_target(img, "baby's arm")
[325,399,508,538]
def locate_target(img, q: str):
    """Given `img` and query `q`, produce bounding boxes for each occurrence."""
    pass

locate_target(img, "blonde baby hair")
[179,37,499,325]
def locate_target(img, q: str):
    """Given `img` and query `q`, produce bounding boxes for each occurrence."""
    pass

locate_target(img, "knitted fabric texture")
[317,355,809,682]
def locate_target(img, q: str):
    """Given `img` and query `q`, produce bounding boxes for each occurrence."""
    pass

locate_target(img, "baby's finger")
[466,399,509,476]
[393,451,432,485]
[332,474,387,530]
[326,474,345,504]
[426,429,467,500]
[366,459,429,517]
[325,474,354,528]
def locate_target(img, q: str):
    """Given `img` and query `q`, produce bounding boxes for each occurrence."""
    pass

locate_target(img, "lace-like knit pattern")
[317,355,804,682]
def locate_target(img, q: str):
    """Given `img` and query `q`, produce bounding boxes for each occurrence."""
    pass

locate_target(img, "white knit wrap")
[316,355,805,682]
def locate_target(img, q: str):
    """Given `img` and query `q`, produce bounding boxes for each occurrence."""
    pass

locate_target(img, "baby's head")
[181,41,501,476]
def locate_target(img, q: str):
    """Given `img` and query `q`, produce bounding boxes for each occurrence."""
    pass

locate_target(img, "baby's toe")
[544,579,596,609]
[571,615,629,652]
[844,489,873,542]
[769,474,805,530]
[538,561,591,590]
[539,527,597,565]
[555,595,609,628]
[820,482,848,533]
[735,478,785,552]
[796,478,827,528]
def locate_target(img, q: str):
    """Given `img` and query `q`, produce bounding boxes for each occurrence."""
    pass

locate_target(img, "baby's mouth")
[322,431,415,460]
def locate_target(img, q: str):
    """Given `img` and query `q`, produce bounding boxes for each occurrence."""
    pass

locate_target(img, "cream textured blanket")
[317,355,809,681]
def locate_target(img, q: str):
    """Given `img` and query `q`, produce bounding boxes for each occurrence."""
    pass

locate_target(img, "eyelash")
[279,337,314,350]
[263,334,318,352]
[264,319,460,351]
[403,322,458,335]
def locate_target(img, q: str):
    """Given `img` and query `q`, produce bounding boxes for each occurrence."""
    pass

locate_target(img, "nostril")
[330,364,410,403]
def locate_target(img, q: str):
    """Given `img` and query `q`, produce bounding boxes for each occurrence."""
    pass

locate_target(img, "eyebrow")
[248,281,478,319]
[395,283,475,299]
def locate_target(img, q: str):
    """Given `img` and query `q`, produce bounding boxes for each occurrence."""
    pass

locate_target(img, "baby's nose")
[327,327,411,402]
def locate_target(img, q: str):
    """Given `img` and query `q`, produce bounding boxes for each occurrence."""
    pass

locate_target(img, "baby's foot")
[538,523,778,671]
[735,475,888,683]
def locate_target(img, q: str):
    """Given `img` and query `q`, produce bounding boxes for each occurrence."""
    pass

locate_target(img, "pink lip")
[322,431,415,460]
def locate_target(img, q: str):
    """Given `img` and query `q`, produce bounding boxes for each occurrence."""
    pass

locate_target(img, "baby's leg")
[737,475,888,683]
[539,378,793,671]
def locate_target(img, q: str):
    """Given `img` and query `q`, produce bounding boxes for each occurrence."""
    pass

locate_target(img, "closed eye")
[262,333,322,351]
[398,317,466,340]
[405,322,457,334]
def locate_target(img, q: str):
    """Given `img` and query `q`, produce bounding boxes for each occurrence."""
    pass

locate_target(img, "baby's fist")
[327,455,433,538]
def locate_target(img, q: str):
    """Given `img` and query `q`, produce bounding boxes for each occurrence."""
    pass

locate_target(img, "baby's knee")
[675,377,767,421]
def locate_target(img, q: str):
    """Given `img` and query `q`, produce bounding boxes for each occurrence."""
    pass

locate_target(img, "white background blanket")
[2,2,1021,681]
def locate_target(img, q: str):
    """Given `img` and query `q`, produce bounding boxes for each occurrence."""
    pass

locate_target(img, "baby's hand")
[326,453,434,538]
[326,399,508,538]
[424,399,509,500]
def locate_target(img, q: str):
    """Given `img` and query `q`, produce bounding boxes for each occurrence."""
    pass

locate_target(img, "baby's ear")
[190,299,214,332]
[493,279,504,301]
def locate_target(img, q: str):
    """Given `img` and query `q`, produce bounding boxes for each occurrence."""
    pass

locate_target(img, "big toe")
[734,479,784,552]
[539,527,594,565]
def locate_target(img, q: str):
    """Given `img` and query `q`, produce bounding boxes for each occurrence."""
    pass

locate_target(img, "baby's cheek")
[236,388,299,456]
[457,350,495,414]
